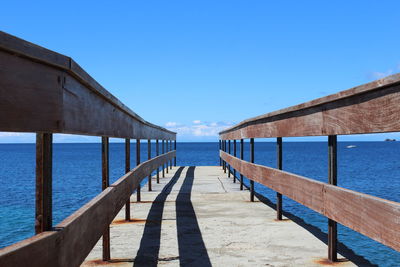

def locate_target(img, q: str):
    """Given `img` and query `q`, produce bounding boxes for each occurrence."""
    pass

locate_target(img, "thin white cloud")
[369,70,393,80]
[165,121,180,127]
[53,134,98,142]
[165,121,235,140]
[0,132,35,143]
[0,122,235,143]
[368,63,400,80]
[0,132,99,143]
[0,132,25,137]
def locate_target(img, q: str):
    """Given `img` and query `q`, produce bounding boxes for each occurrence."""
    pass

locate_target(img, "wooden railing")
[219,74,400,262]
[0,32,176,267]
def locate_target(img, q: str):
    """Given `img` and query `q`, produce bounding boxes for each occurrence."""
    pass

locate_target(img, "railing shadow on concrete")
[134,166,212,267]
[0,31,176,267]
[219,72,400,262]
[134,167,184,266]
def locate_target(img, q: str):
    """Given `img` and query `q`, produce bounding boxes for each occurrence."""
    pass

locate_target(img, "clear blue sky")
[1,1,400,142]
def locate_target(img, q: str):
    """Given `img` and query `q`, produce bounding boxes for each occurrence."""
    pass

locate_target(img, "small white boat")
[346,145,356,148]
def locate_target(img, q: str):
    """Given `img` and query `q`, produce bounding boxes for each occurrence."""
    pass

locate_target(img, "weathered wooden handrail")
[0,31,177,266]
[219,74,400,261]
[0,151,175,267]
[221,151,400,251]
[220,73,400,140]
[0,31,175,140]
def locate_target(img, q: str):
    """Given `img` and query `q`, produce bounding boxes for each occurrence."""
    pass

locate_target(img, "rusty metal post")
[148,139,152,191]
[35,133,53,234]
[223,140,226,172]
[233,140,237,183]
[162,140,165,177]
[174,140,177,166]
[250,138,255,202]
[220,139,223,169]
[101,136,110,261]
[166,140,169,174]
[240,139,244,190]
[167,140,172,169]
[219,140,222,166]
[276,137,283,220]
[167,140,170,169]
[169,140,172,170]
[125,138,131,221]
[223,140,226,173]
[328,135,338,262]
[156,139,160,183]
[136,139,141,202]
[228,140,231,178]
[221,140,225,172]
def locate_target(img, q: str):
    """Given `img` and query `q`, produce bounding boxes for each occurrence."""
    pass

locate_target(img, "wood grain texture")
[221,151,400,251]
[0,50,63,133]
[0,31,175,140]
[0,151,176,267]
[0,31,69,69]
[0,232,60,267]
[220,81,400,139]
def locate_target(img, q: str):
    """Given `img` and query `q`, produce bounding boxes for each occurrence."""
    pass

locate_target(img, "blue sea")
[0,142,399,266]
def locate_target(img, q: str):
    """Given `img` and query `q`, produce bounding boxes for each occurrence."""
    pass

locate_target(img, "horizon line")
[0,140,395,144]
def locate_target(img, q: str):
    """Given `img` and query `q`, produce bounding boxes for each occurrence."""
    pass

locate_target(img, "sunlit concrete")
[82,166,356,267]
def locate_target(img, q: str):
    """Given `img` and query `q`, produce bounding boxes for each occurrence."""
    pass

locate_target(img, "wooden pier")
[0,31,399,266]
[82,166,355,267]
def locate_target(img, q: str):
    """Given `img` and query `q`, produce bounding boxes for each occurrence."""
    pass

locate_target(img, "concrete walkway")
[82,166,356,267]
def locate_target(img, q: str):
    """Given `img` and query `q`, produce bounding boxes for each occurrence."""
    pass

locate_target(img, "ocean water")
[0,142,399,266]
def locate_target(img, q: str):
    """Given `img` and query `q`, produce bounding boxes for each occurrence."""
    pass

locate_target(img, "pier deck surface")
[82,166,355,267]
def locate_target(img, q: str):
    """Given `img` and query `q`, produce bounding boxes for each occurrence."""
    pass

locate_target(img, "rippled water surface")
[0,142,399,266]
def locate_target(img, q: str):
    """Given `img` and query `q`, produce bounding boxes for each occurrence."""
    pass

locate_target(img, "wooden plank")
[220,151,400,252]
[0,32,175,140]
[0,151,176,267]
[324,185,400,251]
[66,59,174,139]
[0,31,69,69]
[62,73,174,140]
[4,31,400,133]
[57,151,177,266]
[220,81,400,139]
[0,50,63,133]
[0,232,60,267]
[322,84,400,135]
[0,32,163,132]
